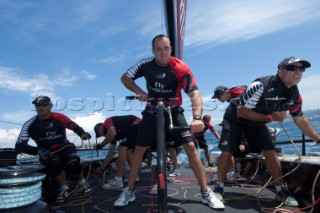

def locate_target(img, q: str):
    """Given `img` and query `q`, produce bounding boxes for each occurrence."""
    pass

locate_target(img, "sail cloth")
[163,0,187,59]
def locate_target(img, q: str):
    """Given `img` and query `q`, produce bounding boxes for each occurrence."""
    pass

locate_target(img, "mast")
[164,0,187,59]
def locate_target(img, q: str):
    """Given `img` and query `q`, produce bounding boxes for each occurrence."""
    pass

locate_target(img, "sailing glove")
[95,143,104,150]
[37,148,51,160]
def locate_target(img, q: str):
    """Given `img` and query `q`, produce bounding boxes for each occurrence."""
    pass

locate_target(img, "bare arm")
[189,90,204,133]
[237,104,286,123]
[293,116,320,142]
[120,74,148,101]
[99,126,117,148]
[212,129,221,141]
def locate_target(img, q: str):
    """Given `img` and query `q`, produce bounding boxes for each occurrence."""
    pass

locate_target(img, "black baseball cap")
[32,96,51,104]
[278,56,311,69]
[94,123,103,138]
[211,86,228,99]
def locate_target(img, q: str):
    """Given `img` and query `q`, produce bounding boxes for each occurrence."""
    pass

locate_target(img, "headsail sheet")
[164,0,187,59]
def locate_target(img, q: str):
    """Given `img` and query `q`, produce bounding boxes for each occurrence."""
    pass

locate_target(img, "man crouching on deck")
[114,34,224,210]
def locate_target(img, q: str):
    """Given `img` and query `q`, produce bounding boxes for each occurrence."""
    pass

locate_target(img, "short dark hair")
[152,34,170,50]
[94,123,103,138]
[32,96,51,104]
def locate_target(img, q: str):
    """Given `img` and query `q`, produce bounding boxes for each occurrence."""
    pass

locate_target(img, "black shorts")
[42,143,80,168]
[119,123,139,150]
[194,135,208,149]
[166,134,182,149]
[136,106,192,149]
[218,119,274,154]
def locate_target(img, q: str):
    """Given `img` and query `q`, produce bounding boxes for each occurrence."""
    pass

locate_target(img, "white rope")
[0,169,45,209]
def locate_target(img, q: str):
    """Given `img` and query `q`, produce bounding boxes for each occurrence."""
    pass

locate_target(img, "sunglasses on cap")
[282,65,305,72]
[35,102,50,107]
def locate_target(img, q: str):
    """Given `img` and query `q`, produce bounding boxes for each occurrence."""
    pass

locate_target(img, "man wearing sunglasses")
[16,96,92,203]
[214,56,320,207]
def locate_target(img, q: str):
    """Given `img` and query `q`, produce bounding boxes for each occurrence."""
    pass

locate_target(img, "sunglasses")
[283,65,305,72]
[35,102,50,107]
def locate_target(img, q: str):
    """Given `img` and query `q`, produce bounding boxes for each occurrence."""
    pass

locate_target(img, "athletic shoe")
[168,168,180,177]
[275,187,299,207]
[123,175,140,182]
[140,167,152,173]
[208,162,216,167]
[201,187,225,210]
[114,187,135,207]
[213,185,224,201]
[55,187,70,203]
[78,179,92,193]
[102,177,123,189]
[226,168,236,181]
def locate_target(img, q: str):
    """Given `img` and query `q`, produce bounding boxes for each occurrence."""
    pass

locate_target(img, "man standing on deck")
[94,115,141,189]
[214,56,320,207]
[115,34,224,210]
[192,114,220,167]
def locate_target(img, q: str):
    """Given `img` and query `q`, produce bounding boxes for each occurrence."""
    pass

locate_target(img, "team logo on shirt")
[156,73,166,78]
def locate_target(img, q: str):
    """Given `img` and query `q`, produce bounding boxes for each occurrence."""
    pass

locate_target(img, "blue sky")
[1,0,320,148]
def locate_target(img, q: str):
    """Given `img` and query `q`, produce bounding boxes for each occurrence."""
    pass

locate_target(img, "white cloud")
[298,73,320,110]
[186,0,320,49]
[0,128,22,148]
[0,65,95,99]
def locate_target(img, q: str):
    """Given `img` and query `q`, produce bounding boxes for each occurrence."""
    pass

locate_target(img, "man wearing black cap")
[94,115,141,189]
[214,56,320,207]
[212,85,247,103]
[16,96,92,203]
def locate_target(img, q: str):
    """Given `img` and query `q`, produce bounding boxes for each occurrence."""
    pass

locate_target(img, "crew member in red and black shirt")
[193,114,220,167]
[212,85,247,103]
[15,96,91,203]
[94,115,141,189]
[215,56,320,207]
[116,34,224,210]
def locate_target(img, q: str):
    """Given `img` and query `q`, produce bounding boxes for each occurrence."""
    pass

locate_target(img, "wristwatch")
[193,115,202,120]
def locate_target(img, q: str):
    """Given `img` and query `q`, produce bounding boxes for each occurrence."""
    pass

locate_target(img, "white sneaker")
[123,175,140,182]
[140,167,152,173]
[168,168,180,177]
[78,179,92,193]
[55,186,70,203]
[276,187,299,207]
[201,187,225,210]
[102,177,123,189]
[114,187,135,207]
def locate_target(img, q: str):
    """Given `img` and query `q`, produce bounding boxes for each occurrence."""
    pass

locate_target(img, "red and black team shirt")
[229,86,247,100]
[194,122,215,138]
[126,56,198,107]
[16,112,85,155]
[102,115,141,141]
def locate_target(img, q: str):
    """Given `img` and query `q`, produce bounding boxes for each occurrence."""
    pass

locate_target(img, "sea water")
[79,114,320,164]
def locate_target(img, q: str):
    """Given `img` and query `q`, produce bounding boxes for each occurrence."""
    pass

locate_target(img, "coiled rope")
[0,166,46,209]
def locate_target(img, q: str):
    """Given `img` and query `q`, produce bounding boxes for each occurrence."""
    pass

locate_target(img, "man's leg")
[126,146,145,188]
[182,142,207,190]
[114,146,146,207]
[203,147,211,165]
[102,144,116,169]
[103,145,128,189]
[183,141,225,210]
[262,150,282,185]
[217,151,233,183]
[167,147,180,176]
